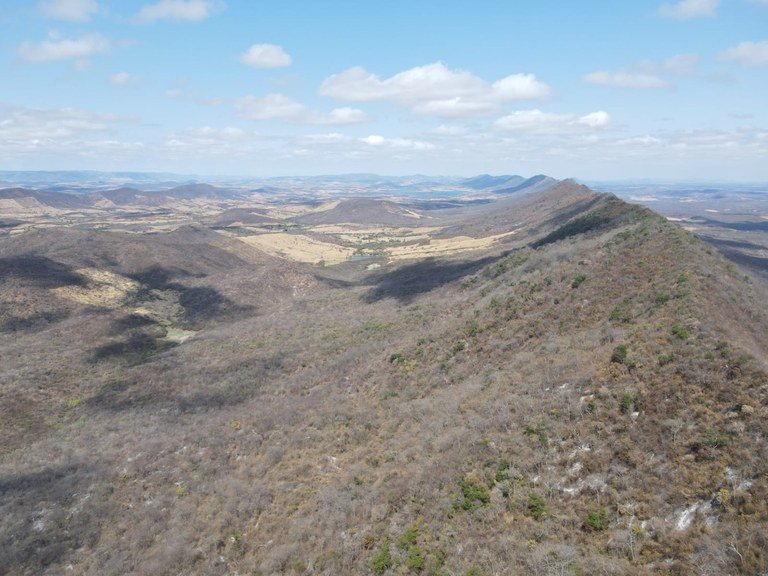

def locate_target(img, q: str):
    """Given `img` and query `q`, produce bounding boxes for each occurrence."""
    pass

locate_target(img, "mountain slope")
[1,185,767,576]
[295,198,427,226]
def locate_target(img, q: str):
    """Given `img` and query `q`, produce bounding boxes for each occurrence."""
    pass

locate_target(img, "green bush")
[571,274,587,289]
[495,459,510,483]
[454,478,491,511]
[523,423,548,447]
[451,341,466,355]
[658,352,676,366]
[611,345,628,364]
[371,539,392,574]
[584,508,608,532]
[619,393,634,414]
[705,429,727,448]
[406,546,425,572]
[671,324,690,340]
[654,293,670,305]
[397,526,419,550]
[609,298,633,322]
[527,492,548,520]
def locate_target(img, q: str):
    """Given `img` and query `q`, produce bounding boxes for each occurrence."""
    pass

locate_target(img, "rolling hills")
[1,180,767,575]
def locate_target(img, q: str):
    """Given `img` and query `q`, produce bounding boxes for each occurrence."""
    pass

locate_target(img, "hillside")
[295,198,428,226]
[1,184,767,576]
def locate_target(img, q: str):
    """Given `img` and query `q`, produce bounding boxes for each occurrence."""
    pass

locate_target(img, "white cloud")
[640,54,699,75]
[299,132,349,143]
[319,62,550,117]
[659,0,718,19]
[137,0,220,23]
[165,126,252,152]
[235,95,367,125]
[239,44,291,68]
[583,70,669,89]
[719,40,768,66]
[309,107,368,125]
[359,135,435,150]
[493,109,611,134]
[110,72,140,86]
[0,105,117,145]
[38,0,99,21]
[235,94,308,120]
[430,124,469,136]
[18,34,110,63]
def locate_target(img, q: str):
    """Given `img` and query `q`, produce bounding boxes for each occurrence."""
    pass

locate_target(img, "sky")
[0,0,767,180]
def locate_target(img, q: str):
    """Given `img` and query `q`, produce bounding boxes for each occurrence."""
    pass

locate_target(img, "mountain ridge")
[1,182,767,575]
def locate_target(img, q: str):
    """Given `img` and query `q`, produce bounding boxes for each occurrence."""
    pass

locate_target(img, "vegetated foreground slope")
[0,183,767,575]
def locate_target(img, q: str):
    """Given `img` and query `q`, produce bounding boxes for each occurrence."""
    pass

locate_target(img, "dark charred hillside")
[1,185,767,576]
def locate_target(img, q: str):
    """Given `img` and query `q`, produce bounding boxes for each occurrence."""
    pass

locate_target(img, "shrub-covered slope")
[1,185,767,576]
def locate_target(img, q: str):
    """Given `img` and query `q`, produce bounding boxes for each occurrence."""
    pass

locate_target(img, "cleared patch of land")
[236,232,356,264]
[387,229,520,260]
[52,268,140,307]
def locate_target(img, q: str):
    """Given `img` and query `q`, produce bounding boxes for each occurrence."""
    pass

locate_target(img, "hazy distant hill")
[0,187,92,211]
[494,173,558,195]
[460,174,526,190]
[91,187,152,206]
[165,183,238,199]
[295,197,426,226]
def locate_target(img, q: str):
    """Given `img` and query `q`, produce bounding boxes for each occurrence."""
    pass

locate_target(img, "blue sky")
[0,0,766,179]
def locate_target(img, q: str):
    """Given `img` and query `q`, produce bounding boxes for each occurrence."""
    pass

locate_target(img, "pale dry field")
[236,232,356,264]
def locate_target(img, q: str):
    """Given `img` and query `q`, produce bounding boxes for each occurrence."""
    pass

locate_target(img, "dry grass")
[235,232,356,264]
[52,268,140,307]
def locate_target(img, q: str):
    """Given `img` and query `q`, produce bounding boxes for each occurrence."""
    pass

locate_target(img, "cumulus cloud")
[582,70,669,89]
[319,62,550,117]
[235,94,308,121]
[38,0,99,21]
[110,72,140,86]
[719,40,768,66]
[18,34,110,63]
[493,109,611,134]
[359,135,435,150]
[640,54,699,75]
[658,0,718,19]
[235,94,367,125]
[137,0,220,23]
[164,126,254,153]
[239,44,292,68]
[309,107,368,125]
[0,105,118,146]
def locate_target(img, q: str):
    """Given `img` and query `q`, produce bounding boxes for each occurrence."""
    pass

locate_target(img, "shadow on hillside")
[90,333,176,364]
[699,218,768,232]
[86,354,283,413]
[363,254,503,303]
[0,310,70,333]
[702,237,767,251]
[703,238,768,278]
[127,266,254,325]
[0,255,86,288]
[0,463,101,573]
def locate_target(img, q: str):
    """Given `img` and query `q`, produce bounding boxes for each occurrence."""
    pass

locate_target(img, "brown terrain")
[1,180,767,575]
